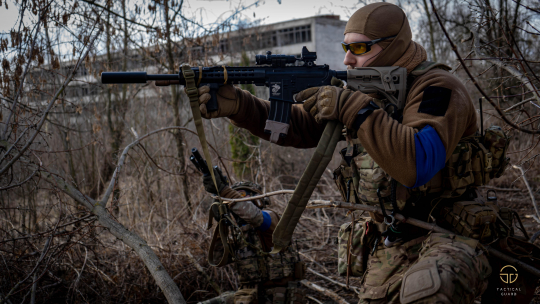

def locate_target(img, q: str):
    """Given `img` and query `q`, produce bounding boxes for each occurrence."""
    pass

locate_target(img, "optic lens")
[341,43,348,53]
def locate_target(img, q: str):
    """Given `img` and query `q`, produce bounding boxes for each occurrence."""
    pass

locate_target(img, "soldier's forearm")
[229,201,264,228]
[219,187,265,228]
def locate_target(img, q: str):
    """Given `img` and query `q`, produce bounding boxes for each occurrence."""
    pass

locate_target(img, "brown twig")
[307,267,360,294]
[512,165,540,223]
[504,97,537,112]
[300,280,350,304]
[184,250,221,295]
[212,189,295,202]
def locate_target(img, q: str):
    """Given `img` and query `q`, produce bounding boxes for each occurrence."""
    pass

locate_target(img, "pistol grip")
[204,83,220,113]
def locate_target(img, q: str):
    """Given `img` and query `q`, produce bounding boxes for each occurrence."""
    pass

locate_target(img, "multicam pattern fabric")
[354,152,392,205]
[441,141,475,198]
[443,200,497,241]
[234,288,258,304]
[483,125,510,178]
[337,219,377,277]
[356,233,491,304]
[400,233,491,304]
[333,147,404,209]
[233,227,300,285]
[415,126,509,198]
[266,282,307,304]
[267,249,299,280]
[358,236,426,303]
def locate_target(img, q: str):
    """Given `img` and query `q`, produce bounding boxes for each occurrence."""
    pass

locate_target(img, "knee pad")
[400,258,443,304]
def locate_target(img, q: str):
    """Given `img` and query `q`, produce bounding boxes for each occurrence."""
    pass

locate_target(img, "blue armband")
[258,211,272,232]
[409,125,446,188]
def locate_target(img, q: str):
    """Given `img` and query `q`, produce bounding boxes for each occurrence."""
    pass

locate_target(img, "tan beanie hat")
[344,2,412,67]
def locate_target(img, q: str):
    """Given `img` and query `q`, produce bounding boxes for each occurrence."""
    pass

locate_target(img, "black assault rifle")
[101,47,407,143]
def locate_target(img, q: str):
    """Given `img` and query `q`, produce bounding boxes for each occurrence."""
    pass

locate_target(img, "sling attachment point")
[197,66,203,86]
[222,65,228,84]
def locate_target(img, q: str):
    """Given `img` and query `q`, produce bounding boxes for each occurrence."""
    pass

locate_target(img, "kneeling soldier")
[200,167,306,304]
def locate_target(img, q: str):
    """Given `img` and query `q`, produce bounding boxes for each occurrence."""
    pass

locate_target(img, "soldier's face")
[343,33,383,69]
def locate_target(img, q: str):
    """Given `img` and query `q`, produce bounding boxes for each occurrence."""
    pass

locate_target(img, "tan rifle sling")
[181,64,234,267]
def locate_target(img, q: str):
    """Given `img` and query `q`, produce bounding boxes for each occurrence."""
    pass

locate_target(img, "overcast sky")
[0,0,411,34]
[185,0,363,26]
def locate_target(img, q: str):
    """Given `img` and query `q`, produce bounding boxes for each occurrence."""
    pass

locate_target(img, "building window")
[215,24,312,53]
[277,25,311,46]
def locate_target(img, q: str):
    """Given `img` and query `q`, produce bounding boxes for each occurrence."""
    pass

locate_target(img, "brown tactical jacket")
[228,68,477,189]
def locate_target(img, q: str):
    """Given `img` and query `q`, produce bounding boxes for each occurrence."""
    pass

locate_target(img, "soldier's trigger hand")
[297,86,372,128]
[297,86,341,124]
[197,85,240,119]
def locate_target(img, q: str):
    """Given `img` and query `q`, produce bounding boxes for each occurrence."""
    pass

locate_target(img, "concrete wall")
[314,17,347,71]
[206,15,346,69]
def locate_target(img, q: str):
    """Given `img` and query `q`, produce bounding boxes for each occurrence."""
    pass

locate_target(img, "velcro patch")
[418,86,451,116]
[400,259,441,304]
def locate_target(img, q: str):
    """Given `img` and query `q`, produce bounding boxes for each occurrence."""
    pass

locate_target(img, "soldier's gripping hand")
[203,167,230,195]
[198,85,241,119]
[296,86,374,129]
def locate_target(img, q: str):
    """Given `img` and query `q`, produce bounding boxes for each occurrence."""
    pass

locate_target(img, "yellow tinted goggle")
[341,35,396,55]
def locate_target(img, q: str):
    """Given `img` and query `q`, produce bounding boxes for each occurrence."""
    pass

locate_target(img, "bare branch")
[429,0,540,134]
[0,27,103,176]
[2,8,46,140]
[471,30,540,103]
[307,268,360,294]
[300,280,350,304]
[512,165,540,223]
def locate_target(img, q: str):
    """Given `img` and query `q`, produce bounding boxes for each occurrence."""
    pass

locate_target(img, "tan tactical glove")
[197,85,240,119]
[296,86,373,128]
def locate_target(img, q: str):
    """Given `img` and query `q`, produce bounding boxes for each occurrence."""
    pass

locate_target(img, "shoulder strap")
[407,61,452,94]
[410,61,452,77]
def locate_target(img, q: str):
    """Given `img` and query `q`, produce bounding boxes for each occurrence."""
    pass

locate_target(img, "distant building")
[196,15,347,70]
[24,15,347,105]
[187,15,347,99]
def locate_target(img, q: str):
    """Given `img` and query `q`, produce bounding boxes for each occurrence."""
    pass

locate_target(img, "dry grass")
[2,100,540,303]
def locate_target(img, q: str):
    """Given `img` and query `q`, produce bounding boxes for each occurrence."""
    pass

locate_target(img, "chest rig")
[334,62,451,208]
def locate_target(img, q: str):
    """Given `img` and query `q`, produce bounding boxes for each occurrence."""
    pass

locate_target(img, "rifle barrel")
[102,67,347,86]
[101,72,179,84]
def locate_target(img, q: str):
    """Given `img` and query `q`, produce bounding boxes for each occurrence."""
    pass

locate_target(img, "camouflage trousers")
[357,233,492,304]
